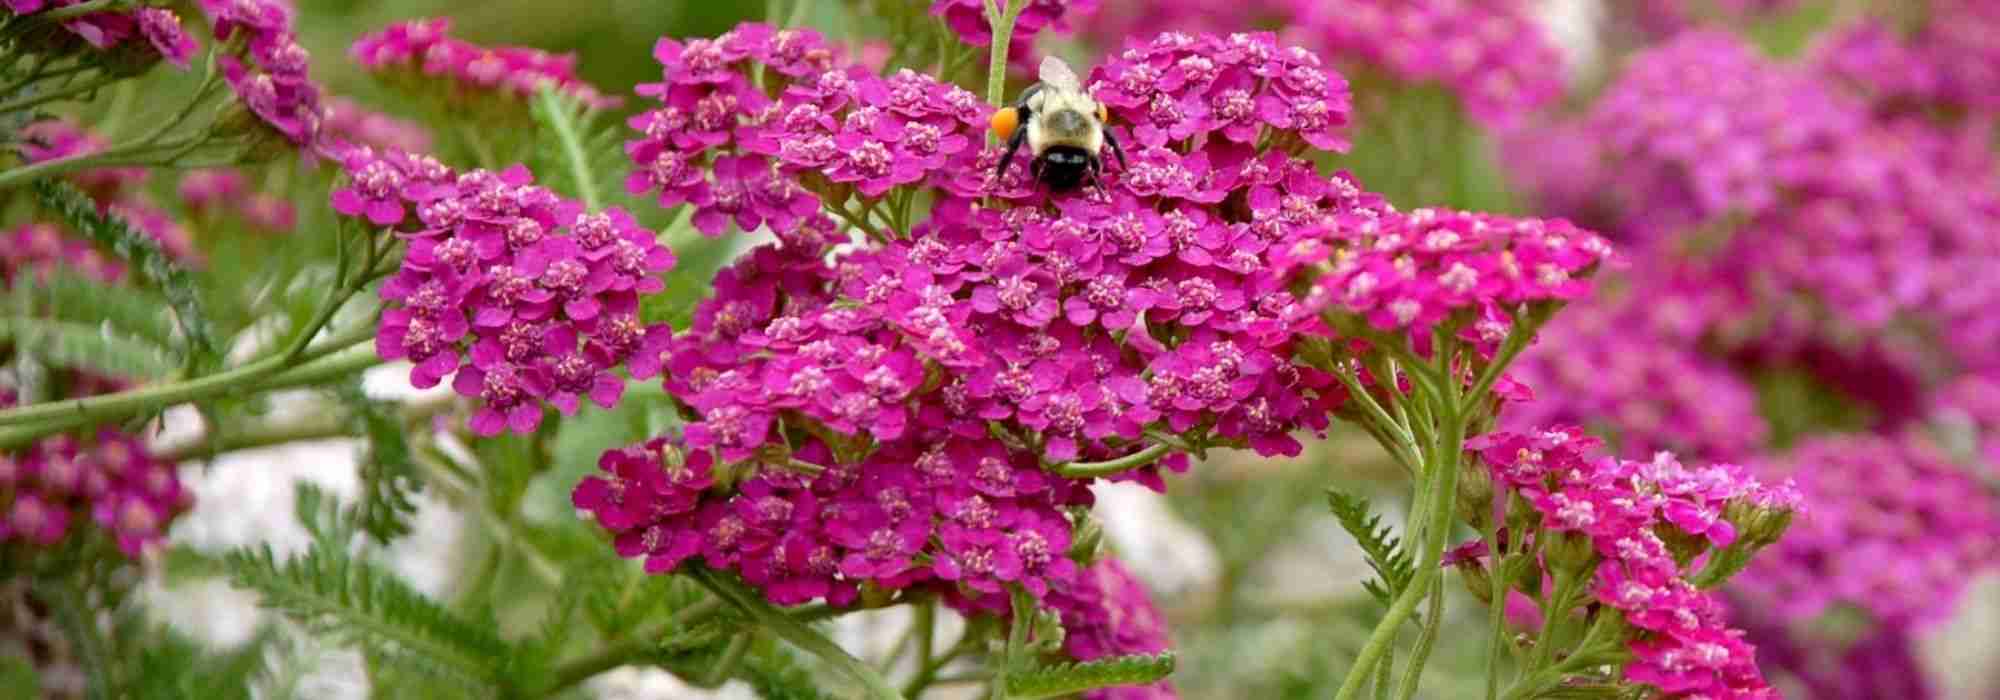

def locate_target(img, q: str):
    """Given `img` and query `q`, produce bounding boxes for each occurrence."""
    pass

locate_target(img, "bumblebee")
[991,56,1126,191]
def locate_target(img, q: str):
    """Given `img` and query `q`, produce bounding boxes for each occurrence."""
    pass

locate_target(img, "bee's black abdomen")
[1036,146,1093,191]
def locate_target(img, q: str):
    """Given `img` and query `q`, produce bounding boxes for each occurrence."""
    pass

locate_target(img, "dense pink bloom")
[350,17,619,110]
[1502,273,1767,461]
[343,156,676,435]
[1286,207,1613,353]
[1732,433,2000,628]
[0,415,190,557]
[1081,0,1565,126]
[1040,558,1179,700]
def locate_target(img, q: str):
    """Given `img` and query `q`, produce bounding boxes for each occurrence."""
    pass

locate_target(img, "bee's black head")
[1034,146,1093,191]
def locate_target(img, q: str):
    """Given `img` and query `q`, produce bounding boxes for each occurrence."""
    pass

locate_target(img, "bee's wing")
[1038,56,1082,93]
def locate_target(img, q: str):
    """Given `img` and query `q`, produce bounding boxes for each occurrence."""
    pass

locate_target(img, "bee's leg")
[1086,156,1104,191]
[996,122,1030,179]
[1103,129,1128,171]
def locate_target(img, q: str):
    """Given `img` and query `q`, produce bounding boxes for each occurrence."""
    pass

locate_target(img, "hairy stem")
[1336,348,1466,700]
[983,0,1027,108]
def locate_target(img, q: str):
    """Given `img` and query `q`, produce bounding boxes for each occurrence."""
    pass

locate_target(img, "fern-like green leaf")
[338,384,423,544]
[25,268,181,349]
[29,178,214,359]
[218,486,510,690]
[1003,653,1176,700]
[530,85,651,217]
[1326,489,1415,608]
[1,316,176,379]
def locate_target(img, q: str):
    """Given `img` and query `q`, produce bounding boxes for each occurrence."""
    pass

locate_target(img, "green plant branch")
[0,328,378,449]
[161,417,354,462]
[1336,351,1467,700]
[692,567,905,700]
[1394,580,1445,700]
[39,0,122,22]
[1053,441,1172,478]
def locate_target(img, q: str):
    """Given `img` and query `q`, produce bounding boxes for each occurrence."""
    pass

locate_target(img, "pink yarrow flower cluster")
[332,149,676,435]
[1733,432,2000,628]
[1079,0,1567,127]
[1469,427,1798,699]
[350,17,619,110]
[202,0,324,147]
[3,1,198,67]
[2,215,194,560]
[1502,272,1768,461]
[1283,206,1613,357]
[15,120,148,199]
[0,430,191,557]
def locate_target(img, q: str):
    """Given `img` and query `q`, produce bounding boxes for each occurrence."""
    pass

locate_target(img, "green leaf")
[1003,653,1176,700]
[218,485,511,690]
[31,576,119,700]
[24,267,181,349]
[531,86,611,211]
[124,622,267,700]
[30,178,214,360]
[1326,489,1415,609]
[0,315,176,379]
[336,383,423,544]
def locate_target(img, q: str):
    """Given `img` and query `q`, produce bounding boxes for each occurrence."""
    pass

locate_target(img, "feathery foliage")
[29,178,214,360]
[217,485,512,690]
[528,86,626,216]
[1004,653,1177,699]
[1327,489,1415,608]
[20,268,181,350]
[0,316,176,379]
[337,383,424,544]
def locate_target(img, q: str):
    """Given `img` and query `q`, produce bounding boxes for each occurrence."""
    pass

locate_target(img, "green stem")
[40,0,121,21]
[0,72,121,115]
[693,567,906,700]
[983,0,1026,108]
[1482,520,1509,700]
[1054,441,1171,478]
[536,85,601,210]
[160,417,352,462]
[1394,580,1445,700]
[534,596,726,696]
[994,587,1035,700]
[0,330,377,448]
[1336,358,1466,700]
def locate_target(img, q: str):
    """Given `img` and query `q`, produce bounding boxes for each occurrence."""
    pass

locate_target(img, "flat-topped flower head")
[345,162,676,435]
